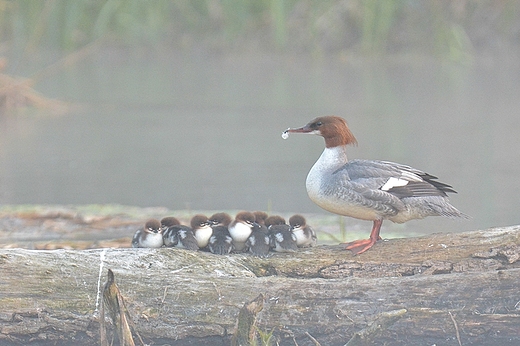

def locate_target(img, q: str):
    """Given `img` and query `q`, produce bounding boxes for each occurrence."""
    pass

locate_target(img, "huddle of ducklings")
[131,211,316,257]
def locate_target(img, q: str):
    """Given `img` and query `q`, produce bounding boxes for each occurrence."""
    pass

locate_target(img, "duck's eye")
[312,121,323,129]
[294,224,301,228]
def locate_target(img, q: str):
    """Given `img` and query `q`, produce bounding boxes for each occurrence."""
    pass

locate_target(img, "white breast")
[194,226,213,247]
[306,147,347,203]
[140,233,164,248]
[228,222,252,242]
[306,147,383,220]
[291,229,308,245]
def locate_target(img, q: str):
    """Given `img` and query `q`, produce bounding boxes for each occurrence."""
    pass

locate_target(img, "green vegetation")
[254,326,276,346]
[1,0,519,61]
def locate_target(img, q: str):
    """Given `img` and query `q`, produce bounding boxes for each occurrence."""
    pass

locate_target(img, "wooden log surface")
[1,207,520,345]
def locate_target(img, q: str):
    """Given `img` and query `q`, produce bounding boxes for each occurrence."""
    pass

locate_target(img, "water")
[1,51,519,236]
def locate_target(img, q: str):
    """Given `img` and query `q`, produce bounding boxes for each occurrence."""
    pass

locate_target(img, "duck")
[265,215,298,252]
[245,222,271,257]
[284,115,467,254]
[191,214,213,249]
[228,211,257,251]
[131,219,164,248]
[264,215,286,228]
[162,216,200,251]
[160,216,181,231]
[208,212,233,227]
[208,226,234,255]
[289,214,317,247]
[208,212,234,255]
[253,211,269,226]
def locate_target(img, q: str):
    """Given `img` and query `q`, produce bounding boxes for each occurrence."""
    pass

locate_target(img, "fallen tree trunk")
[1,225,520,345]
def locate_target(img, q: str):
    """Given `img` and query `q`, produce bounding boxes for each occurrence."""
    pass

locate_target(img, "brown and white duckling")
[289,214,317,247]
[253,211,269,226]
[191,214,213,249]
[132,219,164,248]
[228,211,257,252]
[245,222,270,257]
[266,215,298,252]
[160,216,181,231]
[162,216,199,250]
[207,212,234,255]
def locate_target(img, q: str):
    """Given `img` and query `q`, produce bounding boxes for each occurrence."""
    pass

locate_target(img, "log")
[1,217,520,345]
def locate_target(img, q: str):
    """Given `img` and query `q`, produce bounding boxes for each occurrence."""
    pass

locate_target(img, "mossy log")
[1,225,520,345]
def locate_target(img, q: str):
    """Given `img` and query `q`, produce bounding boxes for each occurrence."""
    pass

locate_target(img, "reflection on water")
[1,52,519,236]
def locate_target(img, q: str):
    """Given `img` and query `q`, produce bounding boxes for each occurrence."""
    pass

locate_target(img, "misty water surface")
[1,51,519,237]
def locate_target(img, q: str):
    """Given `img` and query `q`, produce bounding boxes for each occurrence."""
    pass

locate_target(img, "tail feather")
[395,196,470,222]
[430,199,469,219]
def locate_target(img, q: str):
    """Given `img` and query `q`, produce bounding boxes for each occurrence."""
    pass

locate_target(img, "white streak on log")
[95,248,108,312]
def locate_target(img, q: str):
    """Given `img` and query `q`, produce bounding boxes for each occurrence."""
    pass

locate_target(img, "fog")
[1,2,519,237]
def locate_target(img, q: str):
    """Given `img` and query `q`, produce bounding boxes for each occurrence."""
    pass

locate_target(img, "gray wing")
[131,229,142,248]
[178,229,199,250]
[336,159,457,196]
[328,159,457,215]
[162,226,180,247]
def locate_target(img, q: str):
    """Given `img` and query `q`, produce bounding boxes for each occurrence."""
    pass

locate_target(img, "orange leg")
[344,219,383,255]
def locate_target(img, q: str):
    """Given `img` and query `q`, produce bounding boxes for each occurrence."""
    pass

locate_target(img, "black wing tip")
[419,172,458,194]
[385,179,458,199]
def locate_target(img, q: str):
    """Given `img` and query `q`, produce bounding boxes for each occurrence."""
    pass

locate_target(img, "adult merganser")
[208,212,234,255]
[132,219,164,248]
[228,211,257,251]
[284,115,467,254]
[289,214,317,248]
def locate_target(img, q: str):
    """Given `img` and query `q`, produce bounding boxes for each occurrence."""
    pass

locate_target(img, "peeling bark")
[231,294,264,346]
[1,223,520,345]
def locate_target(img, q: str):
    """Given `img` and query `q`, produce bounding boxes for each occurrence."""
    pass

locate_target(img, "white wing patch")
[381,177,410,191]
[400,170,423,182]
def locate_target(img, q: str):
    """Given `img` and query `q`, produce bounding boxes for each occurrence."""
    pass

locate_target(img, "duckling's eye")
[294,224,301,228]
